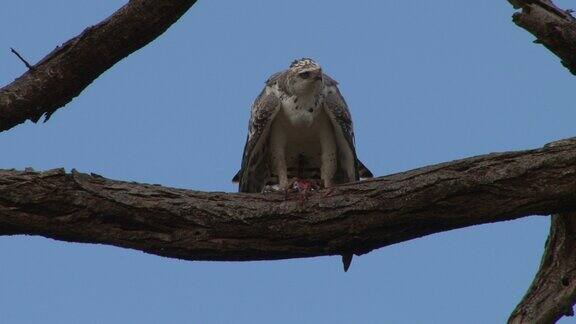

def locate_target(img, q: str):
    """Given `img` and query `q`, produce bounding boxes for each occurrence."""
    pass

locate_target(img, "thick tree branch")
[2,138,576,262]
[509,212,576,324]
[0,0,197,132]
[509,0,576,74]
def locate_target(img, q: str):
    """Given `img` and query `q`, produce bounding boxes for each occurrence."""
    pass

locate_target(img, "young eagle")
[232,58,373,271]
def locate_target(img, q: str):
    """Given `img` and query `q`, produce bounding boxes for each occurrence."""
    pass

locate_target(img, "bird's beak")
[312,69,323,81]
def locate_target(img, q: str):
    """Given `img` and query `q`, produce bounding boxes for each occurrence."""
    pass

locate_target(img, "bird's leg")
[270,127,289,191]
[321,164,335,188]
[320,138,337,190]
[319,116,337,190]
[276,166,289,190]
[268,157,289,197]
[277,170,291,200]
[323,186,336,198]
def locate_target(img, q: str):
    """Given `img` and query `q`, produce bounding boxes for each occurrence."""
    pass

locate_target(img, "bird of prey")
[232,58,373,271]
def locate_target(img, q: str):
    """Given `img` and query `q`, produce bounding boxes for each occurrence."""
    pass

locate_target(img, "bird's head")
[287,58,323,95]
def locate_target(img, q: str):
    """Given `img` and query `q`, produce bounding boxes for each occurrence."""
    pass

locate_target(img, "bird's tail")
[342,253,353,272]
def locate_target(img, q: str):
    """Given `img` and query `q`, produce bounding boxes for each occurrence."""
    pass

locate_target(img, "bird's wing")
[322,75,373,181]
[323,75,373,273]
[232,84,282,192]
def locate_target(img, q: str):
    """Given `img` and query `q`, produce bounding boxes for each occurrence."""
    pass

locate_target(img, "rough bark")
[0,0,197,132]
[509,213,576,324]
[507,2,576,321]
[2,138,576,261]
[509,0,576,75]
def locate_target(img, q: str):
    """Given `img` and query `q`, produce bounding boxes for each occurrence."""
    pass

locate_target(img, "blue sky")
[1,1,575,323]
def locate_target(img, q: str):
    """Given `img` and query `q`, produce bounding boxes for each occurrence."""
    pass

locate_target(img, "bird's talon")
[323,187,336,197]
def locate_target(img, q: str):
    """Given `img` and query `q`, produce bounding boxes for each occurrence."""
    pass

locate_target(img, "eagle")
[232,58,373,271]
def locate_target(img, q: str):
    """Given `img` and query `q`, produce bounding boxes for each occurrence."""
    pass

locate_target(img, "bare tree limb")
[509,0,576,74]
[2,138,576,262]
[509,212,576,324]
[0,0,197,132]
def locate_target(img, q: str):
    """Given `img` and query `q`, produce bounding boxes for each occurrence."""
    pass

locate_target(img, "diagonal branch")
[0,0,197,132]
[2,138,576,262]
[509,0,576,74]
[506,2,576,322]
[509,212,576,324]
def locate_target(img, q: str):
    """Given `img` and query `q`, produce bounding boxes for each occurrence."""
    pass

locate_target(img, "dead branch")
[509,0,576,74]
[0,0,197,131]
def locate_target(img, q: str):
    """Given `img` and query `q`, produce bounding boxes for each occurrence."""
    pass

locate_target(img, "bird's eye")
[299,72,310,79]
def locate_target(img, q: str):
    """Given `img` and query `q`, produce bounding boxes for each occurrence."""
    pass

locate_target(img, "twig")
[10,47,34,70]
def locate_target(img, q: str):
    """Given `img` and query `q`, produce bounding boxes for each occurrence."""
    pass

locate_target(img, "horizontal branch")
[2,138,576,262]
[509,0,576,75]
[0,0,197,132]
